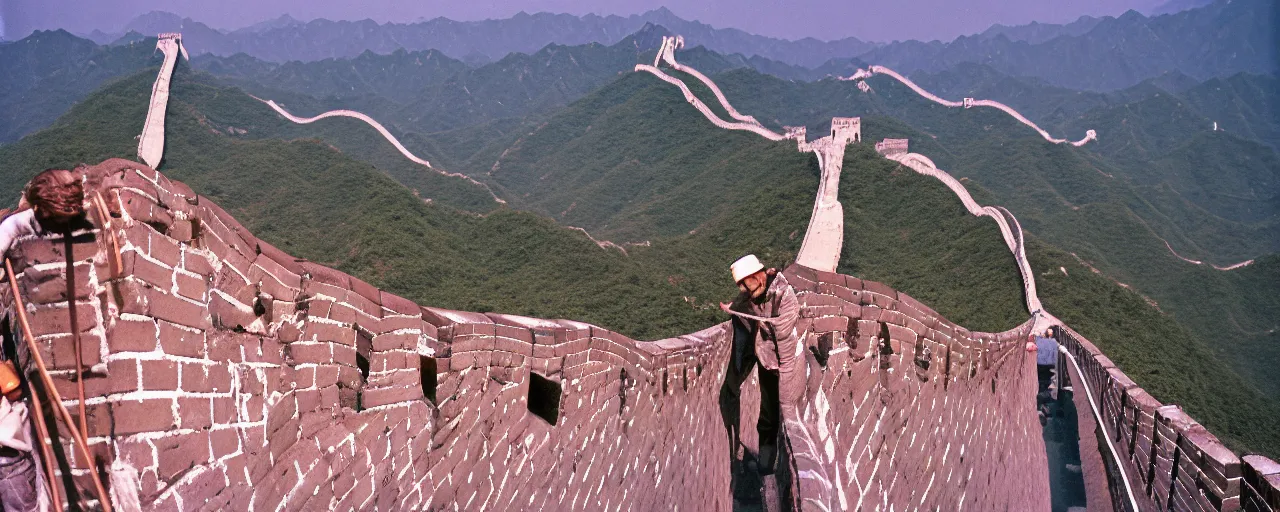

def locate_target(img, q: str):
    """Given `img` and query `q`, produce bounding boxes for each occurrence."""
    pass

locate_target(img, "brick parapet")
[1059,324,1278,511]
[4,158,1260,511]
[0,159,739,511]
[780,263,1050,511]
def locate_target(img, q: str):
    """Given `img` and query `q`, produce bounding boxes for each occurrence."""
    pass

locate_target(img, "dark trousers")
[720,316,781,474]
[1037,364,1054,395]
[0,447,38,512]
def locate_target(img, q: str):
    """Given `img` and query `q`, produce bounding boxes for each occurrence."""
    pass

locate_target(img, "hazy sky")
[4,0,1165,43]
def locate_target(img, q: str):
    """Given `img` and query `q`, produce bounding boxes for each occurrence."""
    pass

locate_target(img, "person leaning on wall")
[0,168,91,512]
[717,255,804,478]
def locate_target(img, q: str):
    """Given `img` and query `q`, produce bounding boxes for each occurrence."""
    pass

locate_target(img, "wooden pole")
[5,259,112,512]
[26,386,64,512]
[61,236,89,447]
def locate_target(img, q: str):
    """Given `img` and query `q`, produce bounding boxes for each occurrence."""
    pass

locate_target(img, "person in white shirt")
[0,168,87,257]
[0,168,87,512]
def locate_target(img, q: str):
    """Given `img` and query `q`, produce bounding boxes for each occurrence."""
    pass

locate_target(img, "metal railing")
[1057,343,1141,512]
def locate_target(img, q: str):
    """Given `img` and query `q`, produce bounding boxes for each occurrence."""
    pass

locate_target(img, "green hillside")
[0,65,1017,336]
[194,25,674,136]
[0,68,737,338]
[0,30,157,143]
[3,52,1277,456]
[408,67,1280,454]
[1033,242,1280,456]
[611,66,1280,400]
[477,72,815,241]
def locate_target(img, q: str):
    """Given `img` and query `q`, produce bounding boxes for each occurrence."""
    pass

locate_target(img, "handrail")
[1057,344,1141,512]
[5,258,113,512]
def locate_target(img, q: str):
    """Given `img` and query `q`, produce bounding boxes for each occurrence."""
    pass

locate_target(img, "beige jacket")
[730,273,803,400]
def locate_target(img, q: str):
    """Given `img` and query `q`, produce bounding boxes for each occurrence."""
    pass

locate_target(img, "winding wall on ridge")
[2,159,1062,511]
[102,29,1280,510]
[136,34,188,169]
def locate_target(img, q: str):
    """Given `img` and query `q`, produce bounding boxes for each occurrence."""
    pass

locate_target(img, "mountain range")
[77,0,1276,92]
[86,8,875,69]
[4,61,1277,457]
[855,0,1276,91]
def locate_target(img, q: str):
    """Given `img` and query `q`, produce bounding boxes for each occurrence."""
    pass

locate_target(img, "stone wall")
[1,159,735,510]
[830,117,861,145]
[1059,326,1280,511]
[873,138,909,156]
[6,158,1243,511]
[779,264,1051,511]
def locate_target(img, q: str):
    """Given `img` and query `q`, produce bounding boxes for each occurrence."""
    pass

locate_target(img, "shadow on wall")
[5,158,1269,512]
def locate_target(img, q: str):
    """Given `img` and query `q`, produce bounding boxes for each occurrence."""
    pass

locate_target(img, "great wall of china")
[636,36,1044,315]
[246,95,506,205]
[840,66,1098,148]
[0,32,1274,511]
[136,34,188,170]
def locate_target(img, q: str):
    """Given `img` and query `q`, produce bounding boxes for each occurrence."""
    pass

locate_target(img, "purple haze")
[4,0,1163,43]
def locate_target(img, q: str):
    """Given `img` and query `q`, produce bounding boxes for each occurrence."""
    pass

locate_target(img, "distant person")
[717,255,802,476]
[1033,326,1059,398]
[0,168,89,512]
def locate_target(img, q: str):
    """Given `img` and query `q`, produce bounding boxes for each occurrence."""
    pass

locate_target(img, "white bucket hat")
[731,254,765,283]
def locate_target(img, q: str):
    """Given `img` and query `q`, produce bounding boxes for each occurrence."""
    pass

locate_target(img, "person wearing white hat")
[718,254,802,476]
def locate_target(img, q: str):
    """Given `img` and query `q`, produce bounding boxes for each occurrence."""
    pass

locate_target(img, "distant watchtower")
[784,126,807,142]
[875,138,909,156]
[830,117,861,145]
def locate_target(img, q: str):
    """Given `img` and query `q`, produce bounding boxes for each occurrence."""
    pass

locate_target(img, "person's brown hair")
[25,168,85,226]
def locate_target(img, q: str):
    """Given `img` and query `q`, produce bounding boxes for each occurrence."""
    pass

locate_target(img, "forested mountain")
[3,63,1276,456]
[194,24,674,133]
[974,16,1104,44]
[84,7,876,68]
[6,0,1273,146]
[858,0,1276,91]
[414,63,1280,410]
[68,0,1276,92]
[0,30,157,142]
[1,26,820,142]
[736,67,1279,393]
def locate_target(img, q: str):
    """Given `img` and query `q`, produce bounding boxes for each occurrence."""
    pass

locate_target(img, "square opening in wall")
[420,356,438,404]
[528,372,562,425]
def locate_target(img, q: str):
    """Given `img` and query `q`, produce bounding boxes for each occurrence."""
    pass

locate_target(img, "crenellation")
[0,159,1270,511]
[1242,455,1280,511]
[1057,323,1280,510]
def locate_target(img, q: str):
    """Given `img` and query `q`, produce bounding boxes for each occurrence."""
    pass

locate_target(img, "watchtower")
[830,117,861,145]
[784,126,807,142]
[875,138,909,156]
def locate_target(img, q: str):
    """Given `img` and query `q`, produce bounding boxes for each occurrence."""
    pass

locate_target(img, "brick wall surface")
[779,264,1051,511]
[1,159,1272,511]
[1060,325,1279,512]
